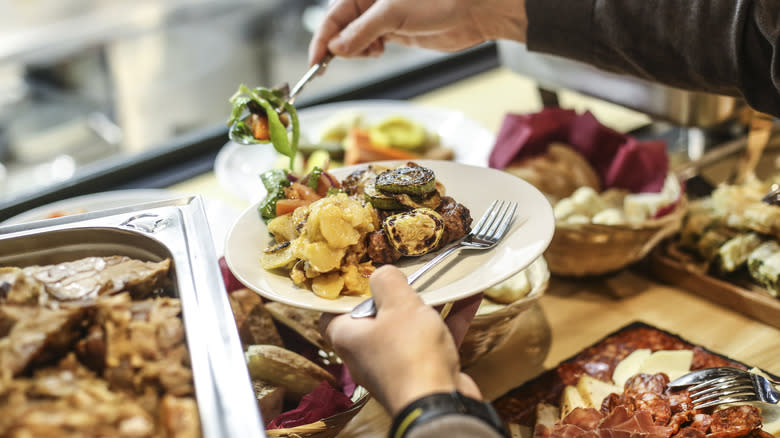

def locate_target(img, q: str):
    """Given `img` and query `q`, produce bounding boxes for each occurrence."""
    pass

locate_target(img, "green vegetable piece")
[369,116,427,150]
[364,181,404,210]
[326,187,344,196]
[257,169,291,222]
[307,167,323,190]
[305,149,331,175]
[227,84,300,169]
[375,166,436,195]
[383,208,445,256]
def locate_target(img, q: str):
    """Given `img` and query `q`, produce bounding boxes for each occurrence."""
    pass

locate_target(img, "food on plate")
[315,110,454,165]
[493,324,778,438]
[259,162,473,299]
[0,256,201,437]
[226,289,358,428]
[228,84,300,167]
[670,178,780,297]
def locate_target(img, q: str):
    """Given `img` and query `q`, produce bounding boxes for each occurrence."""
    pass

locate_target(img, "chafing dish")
[0,195,265,438]
[498,40,743,127]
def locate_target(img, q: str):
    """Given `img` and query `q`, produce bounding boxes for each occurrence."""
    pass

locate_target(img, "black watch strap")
[389,391,509,438]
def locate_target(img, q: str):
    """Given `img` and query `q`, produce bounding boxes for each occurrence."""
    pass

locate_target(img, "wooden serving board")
[492,321,779,427]
[649,240,780,330]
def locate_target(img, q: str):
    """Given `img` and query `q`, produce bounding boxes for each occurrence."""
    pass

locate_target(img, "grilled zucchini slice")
[375,165,436,195]
[383,208,445,256]
[364,181,404,210]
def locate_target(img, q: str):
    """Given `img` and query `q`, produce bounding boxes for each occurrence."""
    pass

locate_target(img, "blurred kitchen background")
[0,0,459,210]
[0,0,761,220]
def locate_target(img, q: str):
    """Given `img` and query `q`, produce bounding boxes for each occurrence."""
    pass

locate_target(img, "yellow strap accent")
[393,407,423,438]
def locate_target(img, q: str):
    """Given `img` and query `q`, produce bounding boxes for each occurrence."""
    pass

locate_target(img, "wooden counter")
[169,67,780,437]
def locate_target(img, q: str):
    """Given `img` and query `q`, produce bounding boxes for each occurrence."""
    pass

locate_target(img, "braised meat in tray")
[0,256,201,438]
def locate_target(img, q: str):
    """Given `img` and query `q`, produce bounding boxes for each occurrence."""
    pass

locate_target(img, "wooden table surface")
[170,67,780,437]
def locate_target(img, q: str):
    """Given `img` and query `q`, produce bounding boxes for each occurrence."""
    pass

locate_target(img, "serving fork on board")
[669,367,780,408]
[350,199,519,319]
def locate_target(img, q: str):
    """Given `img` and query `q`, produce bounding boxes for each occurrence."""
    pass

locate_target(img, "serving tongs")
[229,53,334,146]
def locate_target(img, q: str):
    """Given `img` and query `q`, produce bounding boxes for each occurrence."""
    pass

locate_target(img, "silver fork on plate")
[669,367,780,409]
[349,200,519,319]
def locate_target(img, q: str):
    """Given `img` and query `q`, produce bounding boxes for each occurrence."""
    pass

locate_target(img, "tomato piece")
[275,199,308,216]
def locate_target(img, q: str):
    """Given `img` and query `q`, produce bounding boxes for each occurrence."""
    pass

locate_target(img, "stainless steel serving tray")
[498,40,742,127]
[0,195,265,438]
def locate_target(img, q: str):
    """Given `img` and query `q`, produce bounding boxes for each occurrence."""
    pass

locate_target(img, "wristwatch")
[389,391,509,438]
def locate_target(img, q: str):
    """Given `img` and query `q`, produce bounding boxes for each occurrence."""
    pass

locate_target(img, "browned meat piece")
[624,373,670,398]
[364,196,472,265]
[688,413,712,433]
[75,324,106,373]
[98,294,194,397]
[0,305,91,376]
[22,256,171,301]
[708,405,762,438]
[0,354,160,438]
[366,230,402,265]
[632,392,671,425]
[160,394,202,438]
[435,195,473,248]
[667,389,692,414]
[673,427,706,438]
[0,267,45,305]
[560,407,602,430]
[668,411,693,435]
[0,305,41,337]
[228,288,284,349]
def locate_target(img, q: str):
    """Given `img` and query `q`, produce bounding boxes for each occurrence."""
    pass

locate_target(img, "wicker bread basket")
[459,256,550,368]
[266,386,370,438]
[545,195,688,277]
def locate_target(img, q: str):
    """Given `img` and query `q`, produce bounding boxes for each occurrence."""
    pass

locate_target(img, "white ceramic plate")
[214,99,495,203]
[224,160,554,313]
[1,189,241,255]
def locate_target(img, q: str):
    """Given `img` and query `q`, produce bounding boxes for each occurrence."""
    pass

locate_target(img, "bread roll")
[504,143,600,202]
[245,344,337,400]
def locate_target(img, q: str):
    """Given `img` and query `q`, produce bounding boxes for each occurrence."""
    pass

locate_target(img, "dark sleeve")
[525,0,780,117]
[406,414,506,438]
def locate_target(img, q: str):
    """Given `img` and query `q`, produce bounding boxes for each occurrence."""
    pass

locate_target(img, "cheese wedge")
[560,385,586,418]
[612,349,651,387]
[638,350,693,381]
[577,375,620,409]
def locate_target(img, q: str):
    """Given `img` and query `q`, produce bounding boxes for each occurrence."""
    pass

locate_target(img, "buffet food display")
[2,84,779,438]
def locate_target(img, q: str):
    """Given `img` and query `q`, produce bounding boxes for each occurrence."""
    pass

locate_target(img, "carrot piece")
[275,199,309,216]
[344,128,419,165]
[249,113,270,140]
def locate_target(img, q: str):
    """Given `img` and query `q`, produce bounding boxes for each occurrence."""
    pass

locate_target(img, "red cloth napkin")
[488,108,669,194]
[266,381,354,429]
